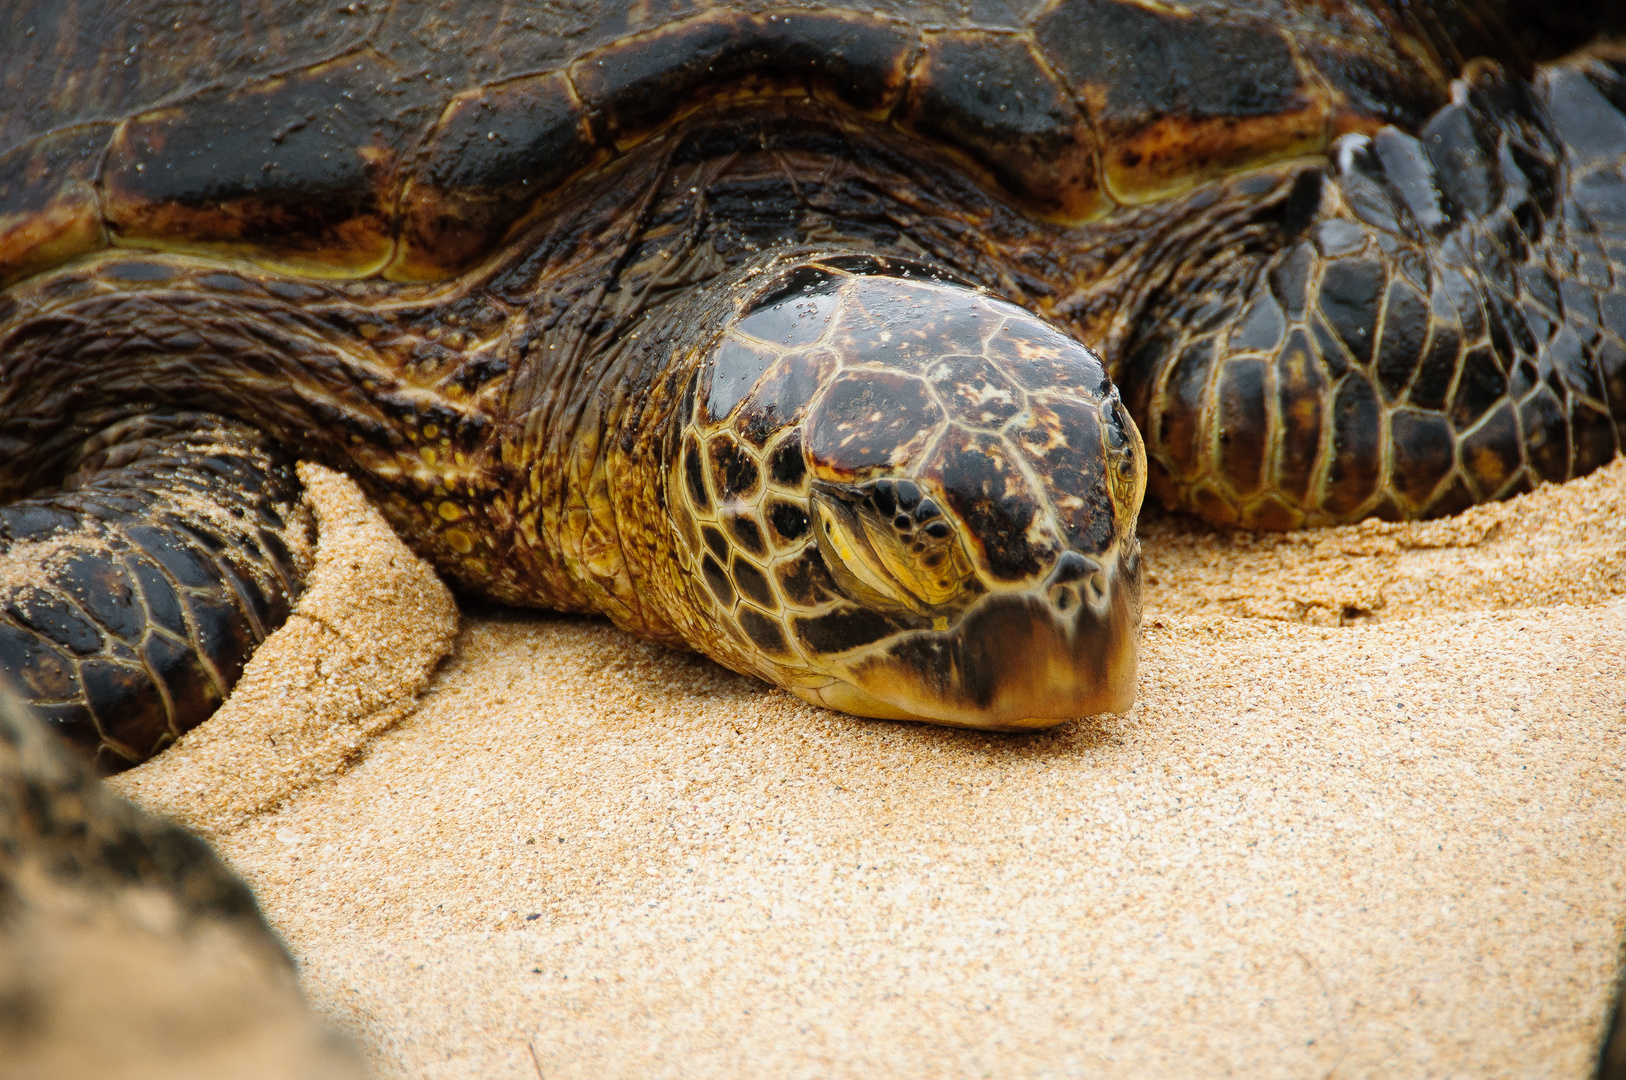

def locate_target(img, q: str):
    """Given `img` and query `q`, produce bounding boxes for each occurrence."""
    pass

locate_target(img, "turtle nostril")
[1083,571,1107,605]
[1049,583,1078,612]
[1047,550,1098,586]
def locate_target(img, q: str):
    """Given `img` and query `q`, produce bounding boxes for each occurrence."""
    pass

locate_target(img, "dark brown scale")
[794,606,917,655]
[567,11,914,140]
[1324,374,1386,515]
[1318,257,1388,367]
[1228,294,1289,355]
[684,437,712,511]
[1545,324,1606,401]
[731,557,777,610]
[726,513,768,558]
[734,353,837,447]
[1574,400,1621,473]
[708,435,761,500]
[701,555,735,609]
[1217,358,1271,498]
[701,526,731,564]
[704,338,780,424]
[1274,336,1328,505]
[929,354,1025,428]
[1010,399,1117,555]
[768,437,807,488]
[398,73,602,281]
[1269,244,1317,322]
[104,53,432,277]
[996,327,1112,397]
[1147,338,1215,489]
[806,372,943,475]
[1520,385,1572,480]
[1375,280,1432,399]
[1451,345,1509,428]
[899,30,1099,219]
[0,126,110,286]
[1389,408,1458,508]
[1461,400,1525,495]
[1310,316,1356,380]
[775,548,841,609]
[1409,319,1464,410]
[737,607,791,656]
[1032,0,1326,203]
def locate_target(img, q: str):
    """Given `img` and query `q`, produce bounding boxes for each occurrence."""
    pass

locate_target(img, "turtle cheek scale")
[670,256,1144,729]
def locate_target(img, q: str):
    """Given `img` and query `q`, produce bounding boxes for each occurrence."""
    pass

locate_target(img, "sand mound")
[110,463,458,841]
[115,460,1626,1078]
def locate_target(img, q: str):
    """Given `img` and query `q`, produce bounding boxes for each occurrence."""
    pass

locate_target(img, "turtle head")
[667,255,1144,731]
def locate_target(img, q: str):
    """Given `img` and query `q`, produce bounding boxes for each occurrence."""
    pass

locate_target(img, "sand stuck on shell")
[110,458,1626,1079]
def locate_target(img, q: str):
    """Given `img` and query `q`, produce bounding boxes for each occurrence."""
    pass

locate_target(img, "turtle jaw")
[789,540,1143,731]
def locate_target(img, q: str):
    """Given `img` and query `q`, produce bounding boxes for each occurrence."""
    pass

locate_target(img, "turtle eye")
[1104,410,1128,450]
[811,480,978,614]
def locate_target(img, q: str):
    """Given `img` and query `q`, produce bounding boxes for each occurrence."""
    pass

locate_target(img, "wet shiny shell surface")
[0,0,1501,287]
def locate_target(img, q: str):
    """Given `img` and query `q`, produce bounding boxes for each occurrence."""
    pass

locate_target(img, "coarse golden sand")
[115,459,1626,1079]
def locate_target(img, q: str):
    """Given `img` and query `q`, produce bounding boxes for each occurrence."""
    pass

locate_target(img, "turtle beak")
[791,540,1143,729]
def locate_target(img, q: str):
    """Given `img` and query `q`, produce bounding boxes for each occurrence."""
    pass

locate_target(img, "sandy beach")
[111,460,1626,1079]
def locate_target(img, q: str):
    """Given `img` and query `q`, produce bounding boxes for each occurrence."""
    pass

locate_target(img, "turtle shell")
[1,0,1543,289]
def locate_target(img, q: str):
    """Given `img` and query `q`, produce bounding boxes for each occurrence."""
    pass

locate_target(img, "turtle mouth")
[791,540,1143,730]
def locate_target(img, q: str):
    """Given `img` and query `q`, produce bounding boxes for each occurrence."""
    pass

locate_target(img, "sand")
[109,459,1626,1079]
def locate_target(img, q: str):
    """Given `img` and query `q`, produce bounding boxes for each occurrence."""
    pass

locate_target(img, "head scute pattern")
[661,256,1144,726]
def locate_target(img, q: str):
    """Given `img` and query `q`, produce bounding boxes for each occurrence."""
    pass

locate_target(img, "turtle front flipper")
[0,411,312,771]
[1124,56,1626,529]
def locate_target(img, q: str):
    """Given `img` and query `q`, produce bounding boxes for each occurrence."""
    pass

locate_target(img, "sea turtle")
[0,1,1623,767]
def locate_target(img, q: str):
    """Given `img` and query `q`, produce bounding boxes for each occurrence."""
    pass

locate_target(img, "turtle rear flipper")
[0,412,313,771]
[1127,56,1626,529]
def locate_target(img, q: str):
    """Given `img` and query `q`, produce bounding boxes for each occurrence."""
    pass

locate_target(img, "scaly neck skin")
[494,265,716,642]
[496,245,806,649]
